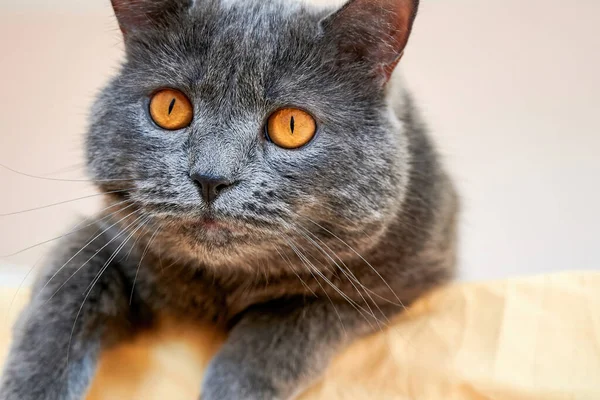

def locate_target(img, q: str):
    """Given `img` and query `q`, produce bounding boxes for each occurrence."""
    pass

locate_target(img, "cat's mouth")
[164,211,272,241]
[194,216,239,234]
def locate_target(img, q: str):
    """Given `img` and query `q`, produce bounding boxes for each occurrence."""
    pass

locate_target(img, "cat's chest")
[132,266,226,324]
[132,262,309,324]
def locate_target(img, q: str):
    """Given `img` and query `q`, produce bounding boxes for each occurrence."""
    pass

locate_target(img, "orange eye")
[266,108,317,149]
[149,89,193,130]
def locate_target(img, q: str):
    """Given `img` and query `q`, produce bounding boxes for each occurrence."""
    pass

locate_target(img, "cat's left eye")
[266,108,317,149]
[149,89,193,130]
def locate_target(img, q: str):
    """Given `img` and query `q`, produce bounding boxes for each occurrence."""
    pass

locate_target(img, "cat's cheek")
[261,135,332,179]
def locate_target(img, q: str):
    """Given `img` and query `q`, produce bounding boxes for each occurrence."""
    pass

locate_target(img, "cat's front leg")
[0,229,140,400]
[201,299,391,400]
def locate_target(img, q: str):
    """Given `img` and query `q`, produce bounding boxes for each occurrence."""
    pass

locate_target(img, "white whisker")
[283,234,387,331]
[273,245,316,297]
[1,199,134,259]
[42,208,142,302]
[0,189,132,217]
[130,225,161,305]
[303,216,406,311]
[0,162,137,183]
[65,215,149,368]
[290,223,388,330]
[280,234,348,335]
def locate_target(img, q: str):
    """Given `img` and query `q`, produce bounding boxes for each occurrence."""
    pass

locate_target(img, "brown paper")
[1,272,598,400]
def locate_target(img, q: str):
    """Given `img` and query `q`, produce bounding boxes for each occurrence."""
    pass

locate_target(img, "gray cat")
[0,0,458,399]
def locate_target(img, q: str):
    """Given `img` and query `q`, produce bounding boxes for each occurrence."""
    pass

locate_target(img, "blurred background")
[0,0,599,286]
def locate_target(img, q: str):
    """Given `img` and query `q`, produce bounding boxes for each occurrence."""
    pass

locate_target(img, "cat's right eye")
[149,89,193,130]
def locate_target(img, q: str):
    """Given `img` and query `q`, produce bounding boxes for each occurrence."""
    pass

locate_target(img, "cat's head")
[87,0,419,268]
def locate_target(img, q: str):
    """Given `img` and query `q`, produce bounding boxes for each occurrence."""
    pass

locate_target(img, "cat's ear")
[111,0,191,36]
[321,0,419,84]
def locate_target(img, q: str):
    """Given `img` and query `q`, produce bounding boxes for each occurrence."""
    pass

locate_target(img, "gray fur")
[0,0,458,399]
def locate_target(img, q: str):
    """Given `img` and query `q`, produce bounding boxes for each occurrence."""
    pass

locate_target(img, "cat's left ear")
[111,0,191,36]
[321,0,419,85]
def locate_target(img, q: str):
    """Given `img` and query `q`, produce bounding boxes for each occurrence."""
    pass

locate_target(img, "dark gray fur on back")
[0,0,458,399]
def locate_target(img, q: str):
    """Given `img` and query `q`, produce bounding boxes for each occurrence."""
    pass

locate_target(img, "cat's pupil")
[168,98,176,115]
[290,116,295,134]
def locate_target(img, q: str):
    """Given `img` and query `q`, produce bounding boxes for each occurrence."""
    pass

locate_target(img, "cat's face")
[88,0,417,267]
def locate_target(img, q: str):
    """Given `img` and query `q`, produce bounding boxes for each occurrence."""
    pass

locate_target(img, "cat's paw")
[201,356,283,400]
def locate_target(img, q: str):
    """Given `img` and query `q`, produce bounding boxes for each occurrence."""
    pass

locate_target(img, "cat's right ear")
[111,0,190,36]
[321,0,420,85]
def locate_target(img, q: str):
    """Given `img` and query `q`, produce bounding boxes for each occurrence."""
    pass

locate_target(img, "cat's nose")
[190,173,232,204]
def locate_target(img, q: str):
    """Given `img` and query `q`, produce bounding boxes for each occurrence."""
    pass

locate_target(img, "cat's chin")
[151,213,274,258]
[165,231,275,269]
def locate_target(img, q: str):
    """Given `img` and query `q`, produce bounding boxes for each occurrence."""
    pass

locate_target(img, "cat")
[0,0,458,399]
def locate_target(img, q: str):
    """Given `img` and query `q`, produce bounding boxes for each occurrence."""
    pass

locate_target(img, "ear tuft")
[322,0,420,84]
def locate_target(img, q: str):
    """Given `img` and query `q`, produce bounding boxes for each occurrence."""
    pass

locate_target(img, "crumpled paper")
[1,272,598,400]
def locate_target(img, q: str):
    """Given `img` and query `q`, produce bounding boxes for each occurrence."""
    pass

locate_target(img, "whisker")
[290,226,389,329]
[0,200,134,259]
[0,189,132,217]
[0,162,137,183]
[41,163,86,177]
[294,215,407,308]
[130,225,161,305]
[302,216,406,310]
[65,215,148,368]
[289,223,387,329]
[289,224,407,350]
[40,208,142,300]
[5,202,132,320]
[294,228,411,356]
[123,212,154,262]
[5,252,45,324]
[82,215,149,297]
[285,238,357,309]
[272,245,316,297]
[282,235,382,330]
[280,235,348,335]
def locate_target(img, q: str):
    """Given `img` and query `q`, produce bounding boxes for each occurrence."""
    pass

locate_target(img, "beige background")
[1,0,599,285]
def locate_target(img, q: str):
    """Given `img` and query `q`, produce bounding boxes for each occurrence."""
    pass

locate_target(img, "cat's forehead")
[202,0,321,44]
[125,0,329,101]
[190,0,314,30]
[215,0,304,14]
[131,1,323,61]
